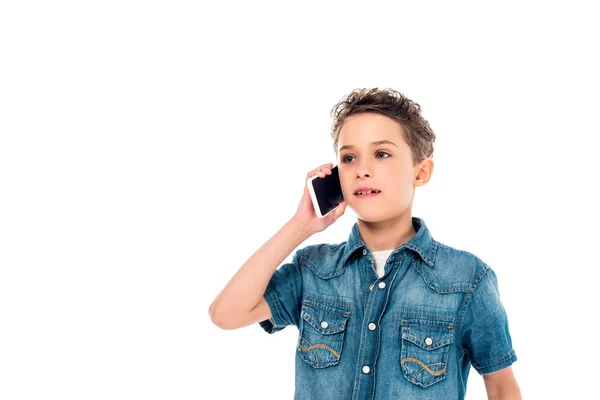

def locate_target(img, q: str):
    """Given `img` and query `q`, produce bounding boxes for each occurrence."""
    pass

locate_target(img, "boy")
[209,88,521,399]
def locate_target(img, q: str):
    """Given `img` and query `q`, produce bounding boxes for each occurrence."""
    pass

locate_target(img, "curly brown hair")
[330,88,436,166]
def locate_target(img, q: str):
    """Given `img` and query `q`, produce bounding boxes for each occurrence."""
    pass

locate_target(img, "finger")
[331,201,347,221]
[306,171,325,180]
[319,163,333,172]
[308,164,332,179]
[307,170,320,179]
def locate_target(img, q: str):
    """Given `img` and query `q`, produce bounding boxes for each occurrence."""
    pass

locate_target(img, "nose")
[356,163,371,179]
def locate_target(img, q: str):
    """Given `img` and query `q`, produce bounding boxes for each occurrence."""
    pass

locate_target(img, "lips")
[354,188,381,196]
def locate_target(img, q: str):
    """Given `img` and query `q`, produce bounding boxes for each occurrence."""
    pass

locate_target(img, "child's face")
[336,112,424,223]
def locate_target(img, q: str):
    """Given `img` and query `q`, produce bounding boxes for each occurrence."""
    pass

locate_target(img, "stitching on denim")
[368,263,401,397]
[429,240,438,266]
[303,294,352,314]
[302,244,350,280]
[297,340,340,359]
[402,322,454,329]
[404,334,445,347]
[298,337,321,367]
[265,286,285,328]
[342,243,364,266]
[405,236,437,268]
[401,357,446,377]
[403,333,452,350]
[356,275,379,397]
[305,291,351,305]
[303,301,351,317]
[397,310,455,320]
[395,311,455,334]
[475,349,516,370]
[456,263,490,354]
[431,284,470,293]
[414,258,471,293]
[413,242,479,293]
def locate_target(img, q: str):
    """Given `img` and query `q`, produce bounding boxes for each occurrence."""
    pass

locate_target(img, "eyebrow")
[339,140,398,152]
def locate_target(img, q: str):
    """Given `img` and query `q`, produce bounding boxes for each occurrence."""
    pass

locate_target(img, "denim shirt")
[259,217,517,400]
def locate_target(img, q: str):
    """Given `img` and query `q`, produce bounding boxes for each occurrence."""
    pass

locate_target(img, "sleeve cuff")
[474,350,518,375]
[258,285,287,334]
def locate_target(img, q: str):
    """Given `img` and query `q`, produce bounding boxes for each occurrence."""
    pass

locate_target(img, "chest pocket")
[298,296,351,368]
[397,311,455,388]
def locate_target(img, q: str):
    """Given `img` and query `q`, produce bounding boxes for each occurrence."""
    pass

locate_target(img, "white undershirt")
[372,249,394,278]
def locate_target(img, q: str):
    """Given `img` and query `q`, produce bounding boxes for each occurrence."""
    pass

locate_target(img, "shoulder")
[416,240,491,293]
[297,241,350,279]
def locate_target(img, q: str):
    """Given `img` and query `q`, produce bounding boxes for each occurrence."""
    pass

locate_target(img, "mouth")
[354,189,381,198]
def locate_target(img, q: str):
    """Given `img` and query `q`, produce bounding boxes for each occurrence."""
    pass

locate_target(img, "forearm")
[209,216,312,322]
[488,393,521,400]
[487,386,522,400]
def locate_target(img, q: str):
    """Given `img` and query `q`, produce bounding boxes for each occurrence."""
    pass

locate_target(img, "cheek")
[339,174,353,197]
[340,179,350,195]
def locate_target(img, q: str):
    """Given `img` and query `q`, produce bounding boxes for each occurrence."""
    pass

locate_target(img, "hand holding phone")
[307,165,345,219]
[293,163,347,235]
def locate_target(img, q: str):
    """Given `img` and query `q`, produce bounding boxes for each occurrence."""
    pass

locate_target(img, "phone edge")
[307,175,327,219]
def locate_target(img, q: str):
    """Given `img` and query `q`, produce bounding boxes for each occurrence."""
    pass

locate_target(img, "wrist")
[290,215,315,239]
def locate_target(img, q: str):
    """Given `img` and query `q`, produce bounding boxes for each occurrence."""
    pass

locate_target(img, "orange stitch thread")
[401,358,446,376]
[298,338,320,366]
[298,342,341,359]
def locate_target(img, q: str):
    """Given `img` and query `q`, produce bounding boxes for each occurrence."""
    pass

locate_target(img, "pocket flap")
[396,309,455,351]
[400,321,453,350]
[301,300,350,335]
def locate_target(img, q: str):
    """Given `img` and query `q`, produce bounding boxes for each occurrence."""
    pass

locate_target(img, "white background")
[1,1,599,399]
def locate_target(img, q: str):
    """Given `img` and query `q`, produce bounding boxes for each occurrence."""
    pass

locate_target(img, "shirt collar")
[341,216,438,267]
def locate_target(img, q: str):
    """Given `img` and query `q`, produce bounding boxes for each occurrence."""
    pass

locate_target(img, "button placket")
[357,255,408,397]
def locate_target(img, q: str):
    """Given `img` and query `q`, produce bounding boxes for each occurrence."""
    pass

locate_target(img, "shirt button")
[425,337,433,346]
[362,249,367,256]
[368,323,376,331]
[369,284,374,291]
[378,282,386,289]
[320,321,329,329]
[362,365,370,374]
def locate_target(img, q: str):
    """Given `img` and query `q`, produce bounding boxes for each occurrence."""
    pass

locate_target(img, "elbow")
[209,303,238,330]
[209,312,229,330]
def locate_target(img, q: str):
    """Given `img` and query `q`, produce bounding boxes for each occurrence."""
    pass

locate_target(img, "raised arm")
[208,163,347,330]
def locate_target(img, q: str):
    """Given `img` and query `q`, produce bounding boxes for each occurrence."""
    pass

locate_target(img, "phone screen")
[311,165,344,217]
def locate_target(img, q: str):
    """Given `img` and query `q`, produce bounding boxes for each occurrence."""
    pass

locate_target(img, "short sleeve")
[258,250,303,334]
[459,267,518,375]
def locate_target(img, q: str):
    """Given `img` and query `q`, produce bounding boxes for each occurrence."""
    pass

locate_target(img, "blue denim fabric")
[259,217,517,400]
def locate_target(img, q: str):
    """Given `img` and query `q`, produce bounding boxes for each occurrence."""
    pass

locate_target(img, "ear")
[414,158,434,187]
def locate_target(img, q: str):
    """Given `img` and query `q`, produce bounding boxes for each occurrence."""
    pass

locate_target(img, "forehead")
[337,112,407,149]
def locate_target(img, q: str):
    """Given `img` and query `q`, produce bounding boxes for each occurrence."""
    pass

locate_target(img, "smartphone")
[307,165,344,218]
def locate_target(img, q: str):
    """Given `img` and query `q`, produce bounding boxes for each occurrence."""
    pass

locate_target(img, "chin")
[354,208,389,223]
[353,203,406,224]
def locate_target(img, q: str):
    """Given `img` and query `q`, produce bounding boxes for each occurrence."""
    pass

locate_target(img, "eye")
[342,155,355,163]
[376,151,390,158]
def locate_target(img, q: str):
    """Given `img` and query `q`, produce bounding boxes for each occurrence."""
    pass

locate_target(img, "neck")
[357,211,417,252]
